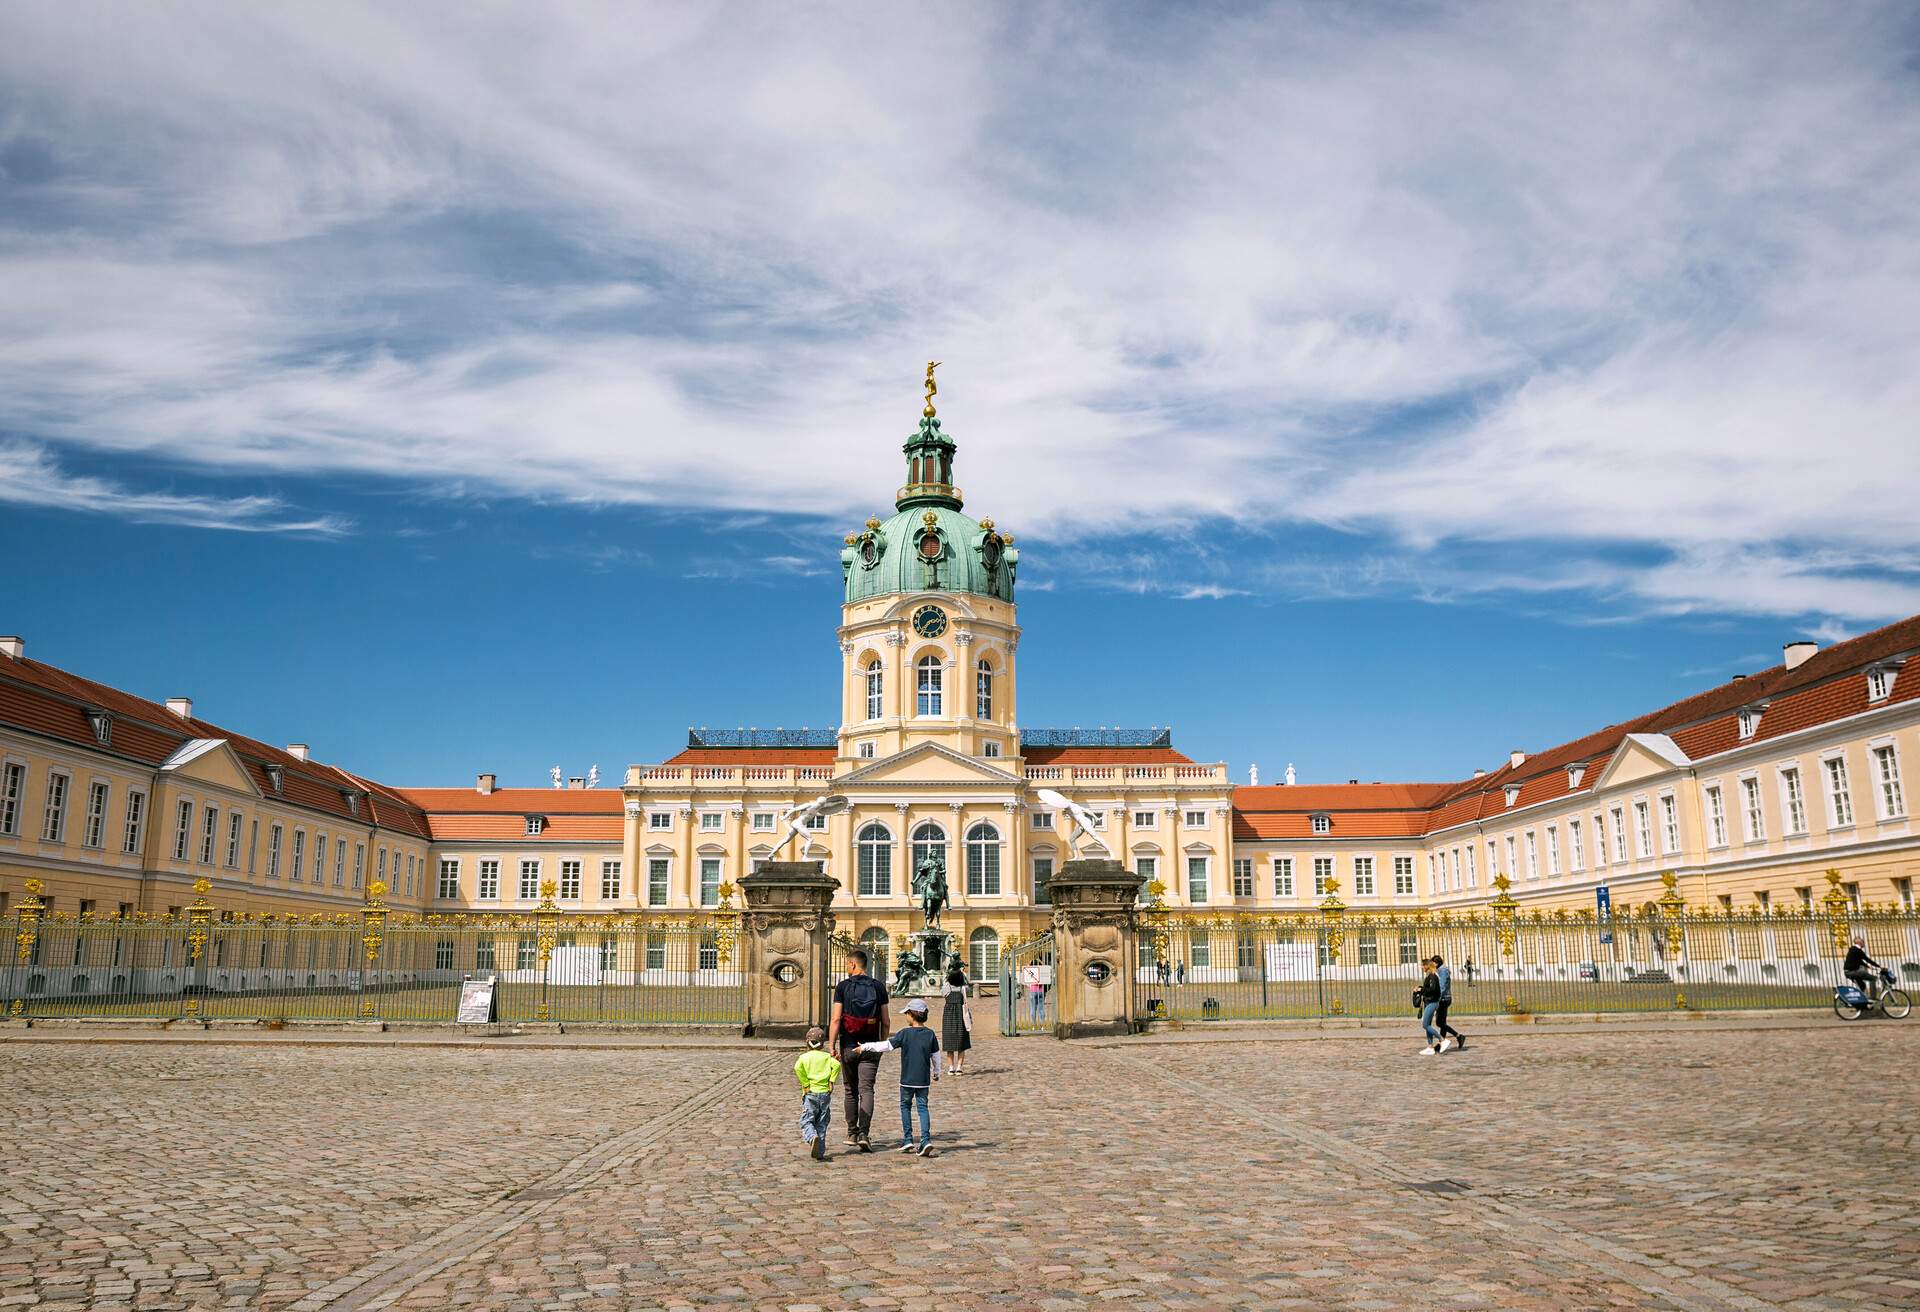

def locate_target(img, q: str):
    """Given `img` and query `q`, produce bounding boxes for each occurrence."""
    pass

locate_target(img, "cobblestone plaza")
[1,1023,1915,1311]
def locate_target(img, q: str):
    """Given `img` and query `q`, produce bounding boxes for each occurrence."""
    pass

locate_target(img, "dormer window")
[524,815,545,836]
[86,710,112,747]
[1566,766,1585,789]
[342,791,361,819]
[1504,786,1520,808]
[265,765,284,794]
[1737,706,1762,740]
[1311,813,1331,835]
[1867,665,1897,702]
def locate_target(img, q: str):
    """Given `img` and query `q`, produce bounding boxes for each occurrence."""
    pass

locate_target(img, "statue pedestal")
[909,928,954,989]
[1050,858,1146,1038]
[738,862,838,1039]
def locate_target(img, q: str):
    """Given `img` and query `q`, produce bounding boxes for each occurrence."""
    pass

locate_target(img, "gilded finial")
[923,360,941,418]
[865,516,882,530]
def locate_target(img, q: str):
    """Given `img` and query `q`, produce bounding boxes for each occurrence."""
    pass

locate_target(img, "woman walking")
[941,963,972,1074]
[1416,957,1443,1055]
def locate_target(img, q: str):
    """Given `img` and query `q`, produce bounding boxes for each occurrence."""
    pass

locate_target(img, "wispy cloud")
[1,3,1916,627]
[0,440,348,535]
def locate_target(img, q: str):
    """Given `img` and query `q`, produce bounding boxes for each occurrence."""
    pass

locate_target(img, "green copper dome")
[841,412,1018,603]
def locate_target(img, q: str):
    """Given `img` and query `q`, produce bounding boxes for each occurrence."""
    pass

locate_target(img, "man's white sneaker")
[1439,1037,1456,1053]
[1419,1046,1436,1055]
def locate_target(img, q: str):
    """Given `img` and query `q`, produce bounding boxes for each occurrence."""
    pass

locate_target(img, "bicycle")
[1833,968,1911,1021]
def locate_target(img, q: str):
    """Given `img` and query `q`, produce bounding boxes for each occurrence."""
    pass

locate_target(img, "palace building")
[3,380,1918,982]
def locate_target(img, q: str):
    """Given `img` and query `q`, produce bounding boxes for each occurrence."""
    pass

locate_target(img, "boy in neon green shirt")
[794,1025,843,1160]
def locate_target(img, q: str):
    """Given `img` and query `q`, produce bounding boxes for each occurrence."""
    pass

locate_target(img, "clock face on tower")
[912,605,948,638]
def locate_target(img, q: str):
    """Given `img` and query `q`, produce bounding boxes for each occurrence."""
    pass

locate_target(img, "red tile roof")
[394,787,626,814]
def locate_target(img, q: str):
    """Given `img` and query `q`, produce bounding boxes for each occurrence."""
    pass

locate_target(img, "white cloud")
[0,441,348,535]
[1,3,1917,624]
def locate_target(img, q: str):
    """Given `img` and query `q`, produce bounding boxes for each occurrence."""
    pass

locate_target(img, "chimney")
[1348,778,1359,785]
[476,773,496,795]
[1248,764,1259,786]
[0,636,21,659]
[1509,749,1527,770]
[1731,673,1746,682]
[286,744,309,762]
[1473,768,1486,779]
[567,776,586,790]
[1784,640,1817,670]
[166,697,193,721]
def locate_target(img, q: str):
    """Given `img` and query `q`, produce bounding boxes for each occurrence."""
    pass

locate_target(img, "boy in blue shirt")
[857,996,941,1157]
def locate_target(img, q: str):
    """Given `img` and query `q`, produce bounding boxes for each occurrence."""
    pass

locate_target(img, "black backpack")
[839,975,883,1038]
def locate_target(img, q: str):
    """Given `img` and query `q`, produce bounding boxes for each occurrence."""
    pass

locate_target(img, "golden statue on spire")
[923,360,941,418]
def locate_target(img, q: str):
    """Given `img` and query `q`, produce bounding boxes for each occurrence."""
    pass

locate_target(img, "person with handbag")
[941,963,972,1074]
[1415,958,1443,1055]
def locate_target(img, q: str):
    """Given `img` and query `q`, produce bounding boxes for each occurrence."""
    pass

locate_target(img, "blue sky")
[4,3,1919,787]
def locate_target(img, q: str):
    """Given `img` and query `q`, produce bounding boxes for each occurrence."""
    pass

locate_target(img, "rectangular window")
[83,781,110,849]
[1504,834,1516,876]
[519,860,540,899]
[1523,832,1538,880]
[1872,744,1905,819]
[1633,802,1652,857]
[645,933,666,971]
[1313,856,1332,897]
[332,839,344,886]
[0,762,24,835]
[1590,813,1606,865]
[290,829,306,882]
[434,938,455,971]
[41,771,70,843]
[1545,827,1560,876]
[197,804,216,864]
[351,842,363,888]
[600,860,622,900]
[1399,929,1420,966]
[1132,810,1157,828]
[225,811,242,867]
[315,836,330,888]
[377,849,387,885]
[524,816,545,836]
[1780,767,1808,834]
[1703,786,1726,846]
[968,837,1000,896]
[1273,857,1294,897]
[124,789,147,855]
[917,660,942,716]
[700,812,722,831]
[516,935,538,970]
[1738,776,1765,841]
[1353,856,1375,896]
[866,663,884,720]
[1031,811,1054,829]
[750,811,775,831]
[649,811,672,830]
[1184,810,1205,828]
[699,857,722,906]
[648,858,669,906]
[438,859,460,899]
[804,812,828,831]
[1187,927,1211,969]
[1033,855,1053,905]
[982,741,1001,758]
[976,663,992,718]
[1568,819,1584,872]
[1135,855,1157,890]
[1393,855,1414,896]
[262,823,281,877]
[1356,931,1378,967]
[559,860,583,899]
[476,859,499,900]
[1610,808,1626,864]
[1660,794,1680,854]
[698,933,720,972]
[1464,843,1476,888]
[1231,857,1253,897]
[1825,755,1855,826]
[173,798,193,860]
[1186,855,1209,904]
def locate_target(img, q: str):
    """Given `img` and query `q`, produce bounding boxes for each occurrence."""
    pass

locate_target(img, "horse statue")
[912,850,949,929]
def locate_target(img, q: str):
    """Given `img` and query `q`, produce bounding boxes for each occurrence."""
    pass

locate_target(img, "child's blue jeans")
[899,1086,931,1145]
[799,1091,832,1144]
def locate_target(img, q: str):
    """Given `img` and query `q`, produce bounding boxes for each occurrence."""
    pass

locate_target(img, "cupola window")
[916,655,943,717]
[864,660,884,721]
[975,658,993,719]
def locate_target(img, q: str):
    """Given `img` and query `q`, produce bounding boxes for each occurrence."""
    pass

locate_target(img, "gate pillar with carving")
[1050,858,1147,1038]
[739,862,839,1040]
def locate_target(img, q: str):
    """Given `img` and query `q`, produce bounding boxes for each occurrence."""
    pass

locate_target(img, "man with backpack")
[828,949,890,1151]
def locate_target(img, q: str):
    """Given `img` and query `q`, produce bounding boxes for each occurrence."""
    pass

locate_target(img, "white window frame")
[975,658,993,719]
[1703,784,1727,848]
[1186,854,1209,904]
[647,857,670,906]
[1545,825,1560,876]
[1184,809,1206,828]
[700,811,723,832]
[859,741,877,759]
[0,761,24,837]
[1523,830,1538,880]
[524,815,545,836]
[1633,801,1653,858]
[333,838,346,887]
[982,740,1001,759]
[477,859,500,900]
[916,654,943,717]
[1312,856,1333,897]
[856,822,892,897]
[699,857,723,907]
[225,811,243,867]
[1464,843,1476,888]
[1272,856,1294,897]
[172,797,194,861]
[1869,740,1906,820]
[1231,857,1253,897]
[648,811,673,830]
[519,859,541,900]
[750,811,775,832]
[83,780,110,849]
[1030,811,1054,830]
[42,770,71,844]
[199,803,218,865]
[965,821,1002,897]
[1310,813,1330,835]
[1778,766,1808,835]
[1866,666,1895,702]
[1568,818,1584,872]
[1739,774,1765,842]
[1659,793,1680,854]
[1504,834,1516,877]
[865,660,884,721]
[1822,752,1855,828]
[1132,810,1158,829]
[1352,855,1375,896]
[290,828,306,882]
[600,859,622,900]
[1393,855,1415,896]
[438,858,461,900]
[559,859,583,900]
[1610,808,1627,864]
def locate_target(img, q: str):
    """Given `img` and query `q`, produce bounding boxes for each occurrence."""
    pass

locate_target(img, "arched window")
[975,658,993,719]
[911,822,946,879]
[864,659,884,721]
[859,926,891,981]
[969,926,1001,980]
[856,822,892,897]
[916,654,943,716]
[966,821,1001,896]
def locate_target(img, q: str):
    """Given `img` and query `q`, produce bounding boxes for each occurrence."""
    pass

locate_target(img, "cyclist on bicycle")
[1843,935,1886,1000]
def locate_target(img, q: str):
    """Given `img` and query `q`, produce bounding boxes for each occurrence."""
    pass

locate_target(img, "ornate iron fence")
[1130,872,1920,1022]
[999,930,1056,1035]
[1,877,746,1027]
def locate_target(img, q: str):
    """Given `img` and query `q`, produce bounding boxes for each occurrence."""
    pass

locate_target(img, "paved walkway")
[0,1024,1914,1310]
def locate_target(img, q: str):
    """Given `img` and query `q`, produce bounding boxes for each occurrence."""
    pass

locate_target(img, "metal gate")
[999,931,1056,1035]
